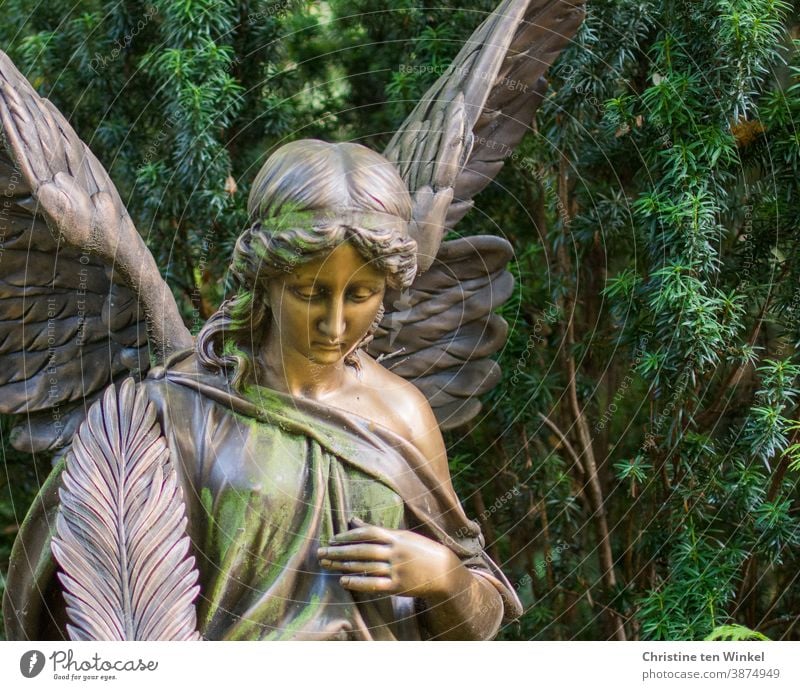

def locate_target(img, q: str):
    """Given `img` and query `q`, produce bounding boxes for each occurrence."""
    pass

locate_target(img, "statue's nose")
[318,298,346,341]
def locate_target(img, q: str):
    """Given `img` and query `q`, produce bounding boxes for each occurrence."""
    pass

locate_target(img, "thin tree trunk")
[556,152,626,641]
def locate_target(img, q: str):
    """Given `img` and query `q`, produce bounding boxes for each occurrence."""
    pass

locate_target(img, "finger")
[318,544,392,562]
[339,576,394,593]
[319,560,391,576]
[330,526,391,544]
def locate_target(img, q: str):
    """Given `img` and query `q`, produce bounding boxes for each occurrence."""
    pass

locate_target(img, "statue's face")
[267,240,386,365]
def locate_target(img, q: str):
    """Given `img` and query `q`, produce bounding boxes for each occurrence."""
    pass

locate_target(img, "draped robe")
[3,350,521,640]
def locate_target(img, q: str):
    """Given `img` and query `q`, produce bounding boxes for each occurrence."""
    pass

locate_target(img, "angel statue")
[1,0,584,640]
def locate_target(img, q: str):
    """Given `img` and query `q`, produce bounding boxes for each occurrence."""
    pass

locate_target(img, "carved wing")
[0,50,192,454]
[374,236,514,428]
[372,0,585,429]
[51,378,200,641]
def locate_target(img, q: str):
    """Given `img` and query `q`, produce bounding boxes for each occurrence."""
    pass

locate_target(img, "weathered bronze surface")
[1,0,585,640]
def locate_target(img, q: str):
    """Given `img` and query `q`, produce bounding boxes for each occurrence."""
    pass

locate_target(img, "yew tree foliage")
[1,0,799,640]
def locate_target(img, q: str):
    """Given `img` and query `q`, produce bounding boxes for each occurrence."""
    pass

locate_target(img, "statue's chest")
[202,417,405,537]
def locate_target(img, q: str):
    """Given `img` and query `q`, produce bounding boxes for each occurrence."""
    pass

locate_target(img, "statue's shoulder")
[362,353,430,407]
[140,347,228,410]
[358,352,439,443]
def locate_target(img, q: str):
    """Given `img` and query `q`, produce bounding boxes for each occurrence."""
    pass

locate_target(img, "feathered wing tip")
[385,0,587,270]
[51,378,201,641]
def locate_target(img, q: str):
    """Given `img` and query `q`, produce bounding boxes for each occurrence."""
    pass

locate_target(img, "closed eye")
[291,286,326,300]
[347,286,381,302]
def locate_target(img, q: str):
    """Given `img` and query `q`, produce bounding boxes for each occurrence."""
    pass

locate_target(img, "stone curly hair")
[196,139,418,390]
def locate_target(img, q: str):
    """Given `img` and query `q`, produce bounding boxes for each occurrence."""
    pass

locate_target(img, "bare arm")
[402,384,505,640]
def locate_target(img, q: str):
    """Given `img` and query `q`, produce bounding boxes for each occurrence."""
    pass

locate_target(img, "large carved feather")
[51,378,200,641]
[375,0,584,428]
[0,50,192,454]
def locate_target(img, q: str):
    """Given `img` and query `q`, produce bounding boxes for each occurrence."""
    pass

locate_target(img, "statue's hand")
[317,517,465,599]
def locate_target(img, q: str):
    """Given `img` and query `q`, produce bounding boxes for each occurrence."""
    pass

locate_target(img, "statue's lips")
[313,342,345,351]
